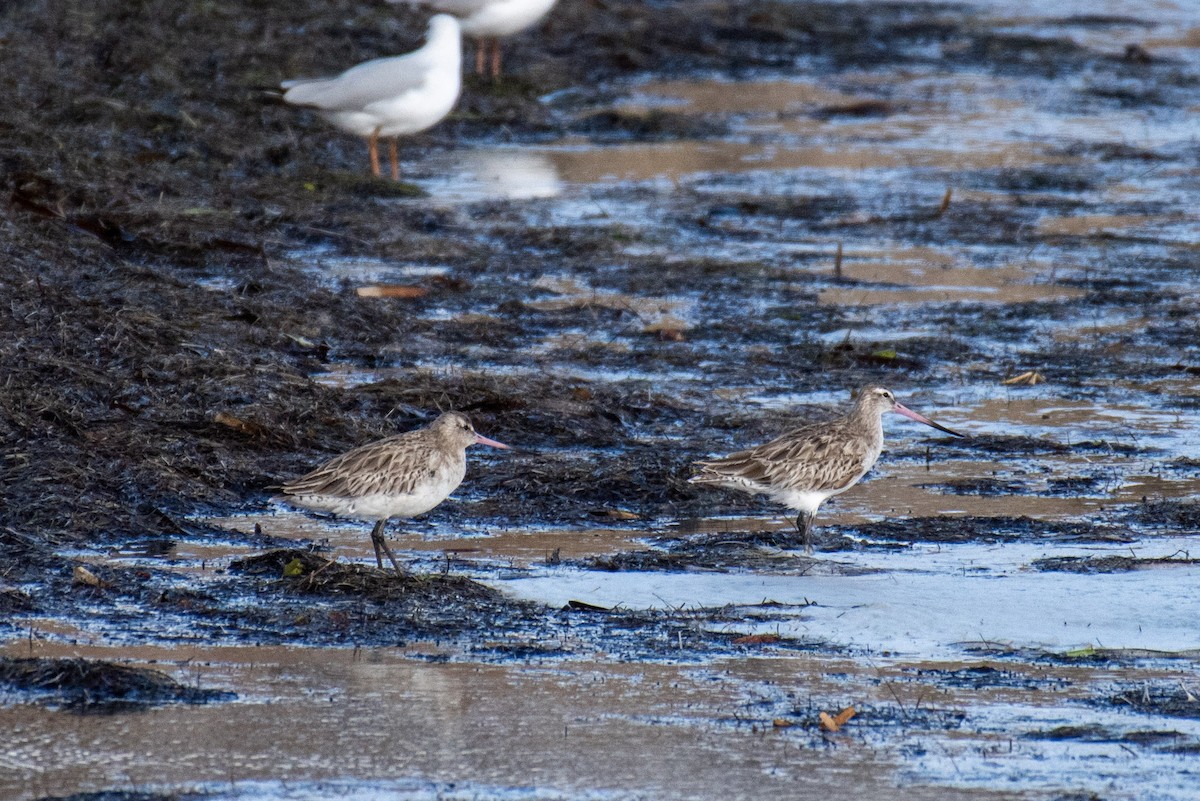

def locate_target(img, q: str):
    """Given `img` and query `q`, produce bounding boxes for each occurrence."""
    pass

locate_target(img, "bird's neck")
[428,25,462,63]
[848,402,885,445]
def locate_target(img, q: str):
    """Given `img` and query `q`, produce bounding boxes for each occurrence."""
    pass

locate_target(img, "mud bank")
[3,0,1200,799]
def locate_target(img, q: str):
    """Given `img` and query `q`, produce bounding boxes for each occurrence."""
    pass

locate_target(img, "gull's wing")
[389,0,495,13]
[282,49,432,112]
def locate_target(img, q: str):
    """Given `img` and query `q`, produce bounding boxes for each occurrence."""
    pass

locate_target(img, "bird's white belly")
[293,465,463,522]
[325,110,389,137]
[370,73,461,136]
[769,489,839,515]
[461,0,556,37]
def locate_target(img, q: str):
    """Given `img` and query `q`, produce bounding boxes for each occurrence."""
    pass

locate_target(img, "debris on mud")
[229,548,503,603]
[902,665,1072,691]
[1127,500,1200,531]
[1104,683,1200,719]
[833,515,1129,547]
[582,525,884,572]
[0,657,233,714]
[2,0,1199,797]
[960,642,1200,665]
[218,548,546,645]
[34,794,200,801]
[1032,553,1200,574]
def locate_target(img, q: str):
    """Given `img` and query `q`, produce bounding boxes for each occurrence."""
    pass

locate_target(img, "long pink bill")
[893,402,965,438]
[474,432,511,449]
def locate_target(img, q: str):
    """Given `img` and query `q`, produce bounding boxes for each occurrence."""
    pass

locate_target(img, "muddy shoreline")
[3,0,1200,798]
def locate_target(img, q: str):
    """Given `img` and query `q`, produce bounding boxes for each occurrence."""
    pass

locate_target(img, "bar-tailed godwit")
[280,411,509,575]
[690,386,964,553]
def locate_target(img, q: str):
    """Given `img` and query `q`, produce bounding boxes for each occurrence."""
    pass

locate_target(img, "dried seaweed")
[0,657,234,714]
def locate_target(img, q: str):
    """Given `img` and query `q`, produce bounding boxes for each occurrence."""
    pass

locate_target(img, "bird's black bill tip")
[927,419,966,438]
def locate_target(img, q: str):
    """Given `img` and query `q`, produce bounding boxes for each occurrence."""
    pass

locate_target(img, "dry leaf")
[935,186,953,218]
[284,332,316,348]
[642,319,688,342]
[772,718,793,728]
[732,633,781,645]
[819,706,856,732]
[73,565,103,588]
[605,509,640,520]
[356,285,428,299]
[1002,370,1045,386]
[213,411,269,437]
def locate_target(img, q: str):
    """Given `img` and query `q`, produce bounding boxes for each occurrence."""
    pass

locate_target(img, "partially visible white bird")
[393,0,557,79]
[281,14,462,179]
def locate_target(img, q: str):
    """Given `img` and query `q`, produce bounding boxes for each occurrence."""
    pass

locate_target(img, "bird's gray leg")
[369,520,385,568]
[490,39,502,80]
[364,522,384,565]
[370,520,407,576]
[368,127,382,177]
[796,511,815,555]
[388,138,399,181]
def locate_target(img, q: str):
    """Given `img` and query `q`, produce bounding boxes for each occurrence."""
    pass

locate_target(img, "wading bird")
[280,412,509,575]
[690,387,964,553]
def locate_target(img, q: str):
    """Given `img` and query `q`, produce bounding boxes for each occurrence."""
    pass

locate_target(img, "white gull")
[281,13,462,179]
[393,0,557,78]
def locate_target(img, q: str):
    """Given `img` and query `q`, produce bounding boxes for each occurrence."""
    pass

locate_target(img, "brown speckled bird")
[280,412,509,574]
[690,387,964,553]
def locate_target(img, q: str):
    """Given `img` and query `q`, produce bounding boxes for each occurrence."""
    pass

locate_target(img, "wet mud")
[3,0,1200,799]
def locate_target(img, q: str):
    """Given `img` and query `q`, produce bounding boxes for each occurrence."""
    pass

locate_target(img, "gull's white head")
[427,13,461,39]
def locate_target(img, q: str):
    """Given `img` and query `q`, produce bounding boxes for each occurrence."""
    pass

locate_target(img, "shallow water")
[7,0,1200,798]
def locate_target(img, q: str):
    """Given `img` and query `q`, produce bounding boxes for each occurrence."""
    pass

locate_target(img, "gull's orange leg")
[368,128,381,177]
[490,39,502,80]
[389,138,399,181]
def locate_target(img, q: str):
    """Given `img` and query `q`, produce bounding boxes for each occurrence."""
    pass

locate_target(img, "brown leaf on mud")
[356,285,428,298]
[772,718,793,728]
[649,326,686,342]
[1002,370,1045,386]
[213,411,271,438]
[819,706,857,732]
[605,509,641,520]
[732,633,781,645]
[643,320,687,341]
[934,186,953,218]
[72,565,105,588]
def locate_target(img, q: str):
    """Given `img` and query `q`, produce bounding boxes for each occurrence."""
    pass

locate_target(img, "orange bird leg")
[490,38,502,80]
[388,138,399,181]
[368,127,382,177]
[475,39,486,76]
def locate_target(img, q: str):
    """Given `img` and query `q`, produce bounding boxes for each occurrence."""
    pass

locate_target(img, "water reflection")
[423,148,562,200]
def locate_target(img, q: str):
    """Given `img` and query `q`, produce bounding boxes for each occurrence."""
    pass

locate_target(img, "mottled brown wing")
[281,431,436,499]
[752,421,873,492]
[694,418,872,493]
